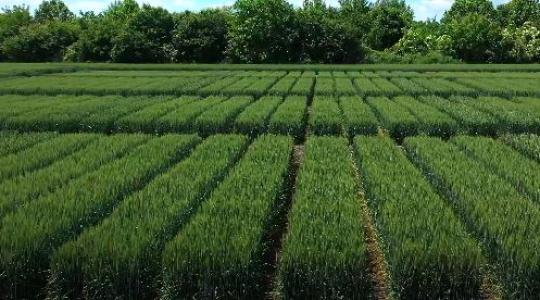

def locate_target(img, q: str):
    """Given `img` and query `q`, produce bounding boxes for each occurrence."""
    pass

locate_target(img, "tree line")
[0,0,539,64]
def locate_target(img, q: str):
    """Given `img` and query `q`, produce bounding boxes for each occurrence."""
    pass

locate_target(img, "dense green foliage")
[228,0,299,63]
[1,0,539,63]
[172,9,229,63]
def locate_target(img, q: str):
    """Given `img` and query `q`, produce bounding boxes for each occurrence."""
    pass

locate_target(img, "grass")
[404,136,540,298]
[50,134,248,299]
[0,133,98,182]
[0,131,57,157]
[0,64,539,299]
[339,96,379,136]
[277,136,371,299]
[162,135,293,299]
[4,62,540,72]
[354,136,485,298]
[501,133,540,162]
[234,96,284,135]
[309,96,343,135]
[0,134,200,298]
[0,134,149,218]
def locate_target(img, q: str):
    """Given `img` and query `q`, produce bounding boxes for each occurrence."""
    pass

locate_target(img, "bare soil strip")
[264,144,305,299]
[480,271,504,300]
[351,152,393,300]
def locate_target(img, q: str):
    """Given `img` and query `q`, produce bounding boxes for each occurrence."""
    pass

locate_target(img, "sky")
[0,0,511,21]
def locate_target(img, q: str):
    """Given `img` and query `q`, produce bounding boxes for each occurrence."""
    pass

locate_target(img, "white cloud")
[0,0,42,10]
[170,0,199,10]
[68,0,108,13]
[410,0,453,20]
[206,1,234,9]
[411,0,512,21]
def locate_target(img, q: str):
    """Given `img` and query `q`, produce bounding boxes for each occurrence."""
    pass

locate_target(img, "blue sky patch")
[0,0,510,20]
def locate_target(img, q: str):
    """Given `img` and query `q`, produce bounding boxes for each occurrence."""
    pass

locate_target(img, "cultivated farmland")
[0,63,539,299]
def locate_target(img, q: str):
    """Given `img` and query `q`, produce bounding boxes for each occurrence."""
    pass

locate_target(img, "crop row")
[0,95,308,139]
[0,134,149,219]
[0,131,57,157]
[0,73,538,97]
[453,136,540,206]
[55,69,540,80]
[5,63,540,75]
[314,77,356,96]
[360,70,540,79]
[162,135,293,298]
[50,134,249,299]
[0,64,77,77]
[455,77,540,96]
[1,132,540,298]
[280,134,540,299]
[3,94,540,139]
[0,75,218,96]
[0,133,295,299]
[404,136,540,298]
[458,96,540,133]
[355,136,485,298]
[62,70,287,78]
[368,96,540,139]
[278,136,371,299]
[319,76,532,97]
[0,133,98,182]
[0,75,286,97]
[501,133,540,162]
[0,134,201,297]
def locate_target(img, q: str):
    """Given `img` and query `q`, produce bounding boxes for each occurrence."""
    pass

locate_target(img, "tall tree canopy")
[367,0,414,50]
[0,0,539,63]
[497,0,540,26]
[172,9,230,63]
[227,0,299,63]
[35,0,75,22]
[110,5,174,62]
[442,0,496,23]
